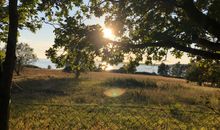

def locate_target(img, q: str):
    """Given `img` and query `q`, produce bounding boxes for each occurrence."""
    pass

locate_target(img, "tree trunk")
[14,61,21,76]
[74,70,80,79]
[0,0,18,129]
[197,81,202,86]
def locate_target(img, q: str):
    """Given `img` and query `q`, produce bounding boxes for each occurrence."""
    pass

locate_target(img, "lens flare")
[103,28,115,40]
[104,88,126,97]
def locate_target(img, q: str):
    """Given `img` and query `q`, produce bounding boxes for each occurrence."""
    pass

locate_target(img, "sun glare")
[105,64,114,71]
[104,88,126,97]
[103,28,115,39]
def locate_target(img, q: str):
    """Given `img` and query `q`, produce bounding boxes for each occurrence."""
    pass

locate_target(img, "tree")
[207,65,220,87]
[15,43,37,75]
[47,65,51,70]
[185,63,204,86]
[0,0,85,129]
[171,62,188,77]
[0,1,18,129]
[122,57,140,74]
[158,63,169,76]
[90,0,220,60]
[46,17,104,79]
[185,60,220,86]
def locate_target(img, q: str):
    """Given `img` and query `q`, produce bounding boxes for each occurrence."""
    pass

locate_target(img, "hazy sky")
[18,12,190,64]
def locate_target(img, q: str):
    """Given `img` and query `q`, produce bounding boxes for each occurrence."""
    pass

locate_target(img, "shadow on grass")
[11,77,82,104]
[102,78,158,89]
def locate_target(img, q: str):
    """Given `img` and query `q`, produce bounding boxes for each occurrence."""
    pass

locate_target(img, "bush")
[185,63,204,86]
[47,65,52,69]
[185,61,220,87]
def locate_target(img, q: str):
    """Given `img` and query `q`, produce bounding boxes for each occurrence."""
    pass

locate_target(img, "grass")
[10,68,220,129]
[103,78,158,89]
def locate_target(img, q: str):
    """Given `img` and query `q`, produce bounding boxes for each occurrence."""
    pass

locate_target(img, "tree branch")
[182,0,220,38]
[122,40,220,60]
[196,38,220,51]
[42,20,59,29]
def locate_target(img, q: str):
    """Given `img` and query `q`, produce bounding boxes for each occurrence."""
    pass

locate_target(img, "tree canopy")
[15,43,37,75]
[158,63,169,76]
[46,17,104,78]
[89,0,220,61]
[0,0,87,43]
[185,59,220,86]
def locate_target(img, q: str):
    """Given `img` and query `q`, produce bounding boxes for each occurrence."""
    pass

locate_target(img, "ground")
[10,68,220,129]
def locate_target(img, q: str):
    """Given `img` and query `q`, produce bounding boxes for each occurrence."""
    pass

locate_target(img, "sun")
[105,64,114,71]
[103,28,115,40]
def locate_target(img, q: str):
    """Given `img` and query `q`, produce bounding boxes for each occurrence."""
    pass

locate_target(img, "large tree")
[0,1,18,129]
[89,0,220,61]
[46,17,104,79]
[0,0,85,129]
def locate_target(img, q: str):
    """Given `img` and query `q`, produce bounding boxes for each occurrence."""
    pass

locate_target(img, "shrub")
[185,60,220,87]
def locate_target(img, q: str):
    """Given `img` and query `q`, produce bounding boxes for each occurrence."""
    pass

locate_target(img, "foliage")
[0,49,5,64]
[89,0,220,60]
[46,17,105,79]
[100,43,125,65]
[15,43,37,75]
[0,49,5,72]
[94,64,105,72]
[158,63,169,76]
[185,63,205,86]
[185,60,220,86]
[123,58,139,74]
[0,0,87,43]
[171,62,188,77]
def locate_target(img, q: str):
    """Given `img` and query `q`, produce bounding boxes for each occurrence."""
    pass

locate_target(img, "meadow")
[10,68,220,129]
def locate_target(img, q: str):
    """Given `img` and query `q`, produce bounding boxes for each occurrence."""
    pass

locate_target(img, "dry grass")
[13,68,72,81]
[11,68,220,108]
[10,68,220,129]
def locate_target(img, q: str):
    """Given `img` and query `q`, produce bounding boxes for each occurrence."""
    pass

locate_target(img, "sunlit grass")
[10,68,220,129]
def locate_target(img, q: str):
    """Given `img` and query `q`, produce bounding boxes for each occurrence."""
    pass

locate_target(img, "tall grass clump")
[103,78,158,89]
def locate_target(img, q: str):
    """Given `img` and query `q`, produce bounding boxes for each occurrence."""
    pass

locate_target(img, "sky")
[18,13,190,65]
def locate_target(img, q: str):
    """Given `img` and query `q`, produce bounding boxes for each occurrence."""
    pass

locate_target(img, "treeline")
[106,61,220,87]
[157,62,188,78]
[157,61,220,87]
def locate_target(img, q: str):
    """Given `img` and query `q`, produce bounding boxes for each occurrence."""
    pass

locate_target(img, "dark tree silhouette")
[158,63,169,76]
[0,0,18,129]
[0,0,85,129]
[90,0,220,60]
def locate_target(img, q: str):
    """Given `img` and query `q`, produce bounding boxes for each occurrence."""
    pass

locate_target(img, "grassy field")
[10,68,220,129]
